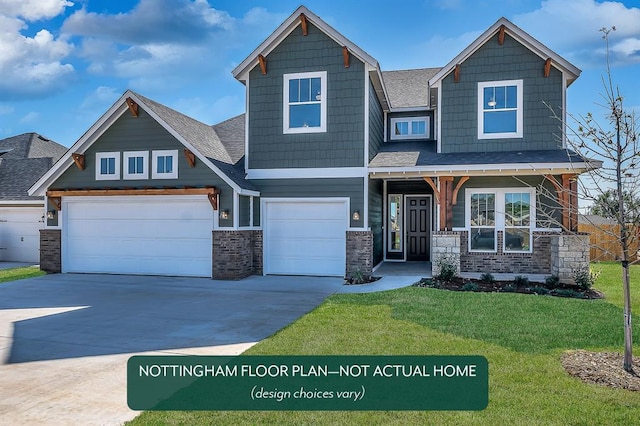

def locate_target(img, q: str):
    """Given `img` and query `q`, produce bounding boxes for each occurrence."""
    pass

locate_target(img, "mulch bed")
[414,276,603,299]
[562,350,640,391]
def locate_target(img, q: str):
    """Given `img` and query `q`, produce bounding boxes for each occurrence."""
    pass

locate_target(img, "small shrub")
[528,286,550,295]
[416,278,439,288]
[544,275,560,289]
[502,284,517,292]
[573,266,600,290]
[435,255,458,281]
[480,272,495,283]
[461,282,480,292]
[513,275,530,287]
[551,288,585,298]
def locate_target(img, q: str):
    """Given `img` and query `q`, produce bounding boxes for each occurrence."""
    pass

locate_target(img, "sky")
[0,0,639,148]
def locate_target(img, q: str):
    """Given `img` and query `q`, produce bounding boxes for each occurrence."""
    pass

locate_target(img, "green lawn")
[0,266,45,283]
[130,263,640,425]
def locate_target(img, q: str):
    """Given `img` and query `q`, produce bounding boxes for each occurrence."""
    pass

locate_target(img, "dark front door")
[407,196,430,261]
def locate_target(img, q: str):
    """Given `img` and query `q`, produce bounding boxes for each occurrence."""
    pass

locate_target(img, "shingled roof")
[382,68,440,108]
[0,133,66,200]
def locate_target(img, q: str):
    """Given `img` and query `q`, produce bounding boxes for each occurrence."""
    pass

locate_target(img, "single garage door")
[264,199,347,276]
[0,206,43,263]
[63,196,212,277]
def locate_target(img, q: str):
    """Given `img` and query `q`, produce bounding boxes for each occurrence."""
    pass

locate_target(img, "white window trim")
[123,151,149,180]
[477,79,523,140]
[283,71,327,134]
[152,150,178,179]
[389,116,430,140]
[95,152,120,181]
[465,187,536,253]
[387,194,403,252]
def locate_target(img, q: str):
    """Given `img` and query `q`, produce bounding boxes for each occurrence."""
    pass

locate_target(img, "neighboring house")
[0,133,67,263]
[29,6,594,281]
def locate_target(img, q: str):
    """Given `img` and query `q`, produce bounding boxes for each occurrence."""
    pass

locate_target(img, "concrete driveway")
[0,273,343,425]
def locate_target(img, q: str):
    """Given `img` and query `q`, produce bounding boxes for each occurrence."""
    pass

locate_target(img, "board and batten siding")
[368,81,384,161]
[254,177,364,229]
[451,175,561,228]
[368,179,383,265]
[440,33,563,153]
[50,108,236,227]
[247,22,365,169]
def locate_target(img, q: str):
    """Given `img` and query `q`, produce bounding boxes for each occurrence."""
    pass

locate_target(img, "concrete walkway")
[0,273,344,425]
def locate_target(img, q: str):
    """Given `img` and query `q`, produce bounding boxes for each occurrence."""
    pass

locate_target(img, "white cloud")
[79,86,120,110]
[62,2,283,89]
[513,0,640,67]
[0,3,75,99]
[0,104,14,114]
[0,0,73,21]
[19,111,40,123]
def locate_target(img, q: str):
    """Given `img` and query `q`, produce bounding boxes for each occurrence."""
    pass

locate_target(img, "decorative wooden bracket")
[184,148,196,168]
[300,13,308,36]
[342,46,350,68]
[498,24,506,45]
[71,153,85,170]
[452,176,470,205]
[207,191,219,210]
[126,97,139,117]
[49,196,62,211]
[454,64,460,83]
[544,58,552,77]
[258,54,267,75]
[423,177,440,205]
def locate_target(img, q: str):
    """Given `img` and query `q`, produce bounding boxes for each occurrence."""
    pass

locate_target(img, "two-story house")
[29,6,593,281]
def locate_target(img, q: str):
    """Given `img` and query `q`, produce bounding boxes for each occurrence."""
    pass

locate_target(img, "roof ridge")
[212,113,244,128]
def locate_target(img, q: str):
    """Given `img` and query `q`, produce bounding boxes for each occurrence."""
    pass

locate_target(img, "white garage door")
[63,196,212,277]
[0,206,43,263]
[264,199,347,276]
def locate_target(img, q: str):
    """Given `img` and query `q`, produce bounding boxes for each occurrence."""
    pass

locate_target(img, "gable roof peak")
[429,16,581,87]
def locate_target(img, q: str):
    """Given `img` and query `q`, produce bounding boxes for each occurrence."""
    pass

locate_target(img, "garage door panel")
[0,207,43,263]
[64,196,212,277]
[264,200,347,276]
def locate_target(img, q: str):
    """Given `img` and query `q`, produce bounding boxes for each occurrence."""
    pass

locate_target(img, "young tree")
[549,27,638,372]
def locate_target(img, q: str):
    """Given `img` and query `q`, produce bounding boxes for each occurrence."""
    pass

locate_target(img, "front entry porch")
[374,261,432,277]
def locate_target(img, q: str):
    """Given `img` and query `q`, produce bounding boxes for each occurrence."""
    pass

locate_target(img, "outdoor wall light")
[352,210,360,221]
[220,209,230,220]
[46,210,57,220]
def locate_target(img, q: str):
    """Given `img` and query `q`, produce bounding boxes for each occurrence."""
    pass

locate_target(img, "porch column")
[545,174,579,232]
[439,177,454,231]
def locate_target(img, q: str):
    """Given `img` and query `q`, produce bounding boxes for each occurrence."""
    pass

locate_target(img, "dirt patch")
[562,350,640,391]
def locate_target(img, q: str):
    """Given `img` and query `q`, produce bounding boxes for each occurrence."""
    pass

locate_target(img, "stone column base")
[40,229,61,273]
[432,231,461,277]
[212,230,262,280]
[551,233,590,283]
[346,231,373,278]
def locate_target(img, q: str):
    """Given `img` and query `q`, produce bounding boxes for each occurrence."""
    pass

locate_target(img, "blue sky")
[0,0,639,147]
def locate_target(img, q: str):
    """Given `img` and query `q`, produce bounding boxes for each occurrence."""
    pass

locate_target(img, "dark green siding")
[254,177,364,228]
[451,175,561,228]
[368,179,383,265]
[440,33,563,153]
[248,22,365,169]
[368,81,384,160]
[51,108,236,226]
[239,195,251,227]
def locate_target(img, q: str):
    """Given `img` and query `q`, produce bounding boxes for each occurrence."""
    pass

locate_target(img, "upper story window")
[123,151,148,180]
[283,71,327,134]
[152,150,178,179]
[390,117,429,140]
[477,79,523,139]
[95,152,120,181]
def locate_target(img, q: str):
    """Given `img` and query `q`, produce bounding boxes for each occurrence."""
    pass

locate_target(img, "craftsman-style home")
[29,6,592,281]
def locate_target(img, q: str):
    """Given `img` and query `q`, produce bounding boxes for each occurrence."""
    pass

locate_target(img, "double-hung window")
[123,151,148,180]
[478,79,523,139]
[467,188,535,253]
[95,152,120,180]
[152,150,178,179]
[283,71,327,134]
[390,117,429,140]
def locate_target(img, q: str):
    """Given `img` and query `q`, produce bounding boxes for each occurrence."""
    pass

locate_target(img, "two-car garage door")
[63,196,212,277]
[263,199,347,276]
